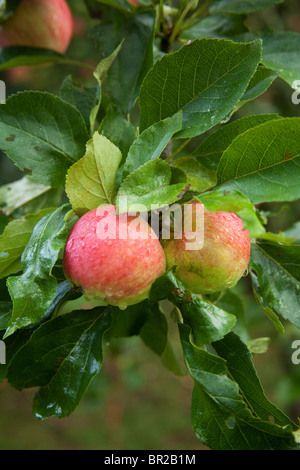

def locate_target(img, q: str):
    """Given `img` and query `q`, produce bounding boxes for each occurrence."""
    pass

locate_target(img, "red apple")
[126,0,140,6]
[63,205,166,309]
[5,65,34,83]
[163,203,251,294]
[0,0,74,54]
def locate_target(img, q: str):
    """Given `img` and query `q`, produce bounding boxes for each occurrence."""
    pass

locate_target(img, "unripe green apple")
[0,0,74,54]
[163,203,251,294]
[63,205,166,309]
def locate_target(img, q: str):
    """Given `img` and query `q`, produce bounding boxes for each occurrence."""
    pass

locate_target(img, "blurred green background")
[0,0,300,451]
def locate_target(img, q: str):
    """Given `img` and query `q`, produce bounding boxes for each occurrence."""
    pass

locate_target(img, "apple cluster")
[63,203,251,308]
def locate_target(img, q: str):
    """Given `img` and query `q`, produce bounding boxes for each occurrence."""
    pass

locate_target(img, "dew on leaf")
[225,416,236,429]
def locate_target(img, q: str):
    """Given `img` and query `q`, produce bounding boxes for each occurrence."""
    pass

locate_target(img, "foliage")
[0,0,300,450]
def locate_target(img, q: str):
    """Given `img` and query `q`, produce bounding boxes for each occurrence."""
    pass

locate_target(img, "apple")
[5,65,34,84]
[126,0,140,6]
[63,205,166,309]
[163,203,251,294]
[0,0,74,54]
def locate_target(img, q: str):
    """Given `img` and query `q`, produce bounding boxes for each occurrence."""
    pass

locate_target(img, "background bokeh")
[0,0,300,451]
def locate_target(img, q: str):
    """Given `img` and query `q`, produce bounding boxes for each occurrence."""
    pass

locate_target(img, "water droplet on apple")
[67,238,74,249]
[242,267,249,277]
[115,289,125,298]
[118,301,128,310]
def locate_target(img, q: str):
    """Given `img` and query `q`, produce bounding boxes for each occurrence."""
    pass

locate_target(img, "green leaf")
[65,133,122,215]
[180,14,248,41]
[216,289,245,318]
[106,300,186,376]
[5,204,72,338]
[0,91,89,188]
[217,117,300,204]
[122,112,182,181]
[139,38,262,138]
[180,324,297,450]
[117,159,187,213]
[90,42,123,134]
[0,207,53,279]
[240,65,279,104]
[98,107,137,191]
[260,32,300,87]
[173,156,217,192]
[0,302,12,330]
[234,31,300,87]
[0,214,9,235]
[139,303,168,356]
[107,302,149,339]
[250,242,300,329]
[59,75,99,131]
[7,308,112,419]
[251,272,285,333]
[246,337,270,354]
[0,46,71,70]
[43,281,73,319]
[104,11,156,114]
[180,296,236,345]
[209,0,284,14]
[213,332,297,428]
[150,269,236,344]
[150,268,182,303]
[192,113,280,170]
[182,28,300,87]
[0,176,51,216]
[88,22,121,58]
[98,105,137,162]
[140,302,186,376]
[19,188,63,217]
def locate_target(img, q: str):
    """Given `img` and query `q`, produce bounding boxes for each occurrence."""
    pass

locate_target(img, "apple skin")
[0,0,74,54]
[163,204,251,295]
[63,205,166,309]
